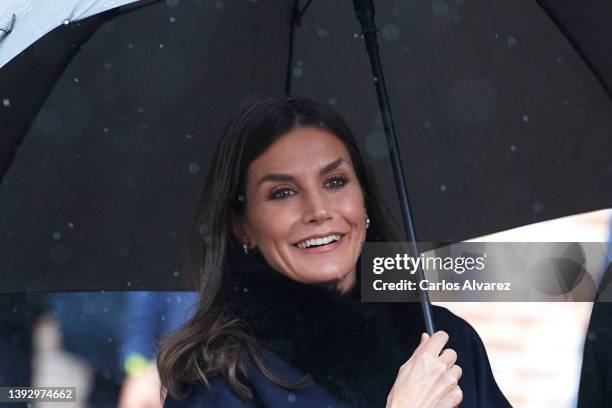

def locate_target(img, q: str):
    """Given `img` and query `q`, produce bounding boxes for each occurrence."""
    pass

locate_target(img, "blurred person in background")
[0,293,44,408]
[47,291,196,408]
[577,214,612,407]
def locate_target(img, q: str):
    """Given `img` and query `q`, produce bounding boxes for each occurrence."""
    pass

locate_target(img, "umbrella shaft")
[362,31,436,335]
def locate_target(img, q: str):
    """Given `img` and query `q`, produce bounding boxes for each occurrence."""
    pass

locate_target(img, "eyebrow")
[257,158,346,186]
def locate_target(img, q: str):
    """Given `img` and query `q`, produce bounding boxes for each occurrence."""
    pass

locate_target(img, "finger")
[448,364,463,382]
[439,348,457,368]
[423,330,449,356]
[415,332,429,352]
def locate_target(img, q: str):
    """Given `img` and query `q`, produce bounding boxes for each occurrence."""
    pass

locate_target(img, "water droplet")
[127,43,134,49]
[317,28,328,37]
[510,145,517,151]
[161,315,166,322]
[74,77,79,83]
[186,133,192,139]
[296,60,303,67]
[63,19,70,25]
[440,184,447,192]
[522,114,529,123]
[288,393,296,403]
[243,287,249,292]
[2,98,10,107]
[215,1,224,9]
[533,202,543,212]
[373,76,379,82]
[137,107,144,113]
[293,67,303,78]
[365,131,388,159]
[169,16,176,23]
[52,231,62,240]
[126,281,132,287]
[104,62,113,70]
[557,57,564,64]
[494,33,499,39]
[353,33,359,38]
[587,331,596,341]
[328,97,337,106]
[173,270,180,277]
[103,127,109,133]
[424,121,432,128]
[188,162,200,174]
[507,36,517,47]
[166,0,179,7]
[382,23,400,41]
[107,337,113,343]
[159,43,165,48]
[432,0,449,16]
[68,222,74,228]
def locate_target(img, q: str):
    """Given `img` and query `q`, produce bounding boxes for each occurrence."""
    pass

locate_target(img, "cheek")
[249,207,296,244]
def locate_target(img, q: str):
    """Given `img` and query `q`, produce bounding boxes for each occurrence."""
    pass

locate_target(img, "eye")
[325,175,348,189]
[269,187,296,200]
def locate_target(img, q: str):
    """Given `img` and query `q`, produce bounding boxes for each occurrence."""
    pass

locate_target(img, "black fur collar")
[222,251,425,408]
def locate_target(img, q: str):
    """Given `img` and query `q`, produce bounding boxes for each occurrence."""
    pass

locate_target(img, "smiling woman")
[157,95,511,408]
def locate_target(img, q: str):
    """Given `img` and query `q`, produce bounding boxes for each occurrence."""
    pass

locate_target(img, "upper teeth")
[296,234,341,249]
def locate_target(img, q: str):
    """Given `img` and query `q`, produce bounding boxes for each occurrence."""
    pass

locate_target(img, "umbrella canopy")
[1,0,611,293]
[0,0,140,68]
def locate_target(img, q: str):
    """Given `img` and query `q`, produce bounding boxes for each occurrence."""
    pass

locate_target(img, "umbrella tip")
[0,14,16,37]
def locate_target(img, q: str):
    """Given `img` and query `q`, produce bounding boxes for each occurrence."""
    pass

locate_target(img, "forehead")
[248,127,353,176]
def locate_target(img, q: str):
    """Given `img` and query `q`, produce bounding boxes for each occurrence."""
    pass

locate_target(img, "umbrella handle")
[353,0,436,335]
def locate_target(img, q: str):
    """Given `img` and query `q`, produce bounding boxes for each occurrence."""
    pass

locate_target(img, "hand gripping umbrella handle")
[353,0,436,335]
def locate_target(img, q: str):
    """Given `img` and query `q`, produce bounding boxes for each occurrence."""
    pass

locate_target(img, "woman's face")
[234,126,367,293]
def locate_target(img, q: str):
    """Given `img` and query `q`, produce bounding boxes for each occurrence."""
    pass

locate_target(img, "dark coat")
[164,254,512,407]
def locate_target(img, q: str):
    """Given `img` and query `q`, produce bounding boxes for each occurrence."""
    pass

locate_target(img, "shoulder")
[163,376,258,408]
[431,305,481,341]
[430,305,512,407]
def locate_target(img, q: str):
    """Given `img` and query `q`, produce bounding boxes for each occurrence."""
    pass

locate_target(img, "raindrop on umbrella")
[440,184,447,192]
[2,98,10,107]
[382,23,400,41]
[522,114,530,123]
[432,0,449,16]
[507,36,517,47]
[52,231,62,240]
[215,1,224,10]
[328,97,337,106]
[188,162,200,174]
[166,0,179,8]
[317,28,328,38]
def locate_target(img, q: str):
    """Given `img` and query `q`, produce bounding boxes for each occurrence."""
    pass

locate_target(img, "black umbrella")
[1,0,612,295]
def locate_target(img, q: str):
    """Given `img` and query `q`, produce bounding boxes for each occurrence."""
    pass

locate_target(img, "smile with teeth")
[295,234,342,249]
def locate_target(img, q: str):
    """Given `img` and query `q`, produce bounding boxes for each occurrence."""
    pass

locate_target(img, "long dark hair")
[157,95,399,402]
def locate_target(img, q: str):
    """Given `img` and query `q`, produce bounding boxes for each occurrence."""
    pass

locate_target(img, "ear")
[230,213,253,246]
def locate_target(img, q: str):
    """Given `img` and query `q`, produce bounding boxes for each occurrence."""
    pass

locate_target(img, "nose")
[302,189,332,224]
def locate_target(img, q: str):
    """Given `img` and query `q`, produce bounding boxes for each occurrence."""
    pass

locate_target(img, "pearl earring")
[365,213,371,229]
[242,241,250,255]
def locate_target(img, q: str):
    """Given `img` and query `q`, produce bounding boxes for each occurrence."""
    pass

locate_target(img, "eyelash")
[269,175,349,200]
